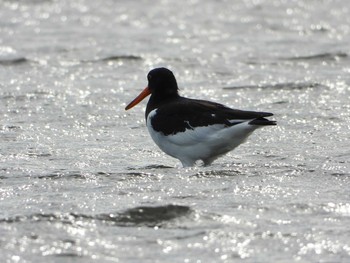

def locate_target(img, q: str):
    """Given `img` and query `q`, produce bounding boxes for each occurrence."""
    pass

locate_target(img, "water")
[1,0,350,262]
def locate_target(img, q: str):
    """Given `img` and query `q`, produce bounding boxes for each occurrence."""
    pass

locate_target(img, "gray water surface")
[1,0,350,262]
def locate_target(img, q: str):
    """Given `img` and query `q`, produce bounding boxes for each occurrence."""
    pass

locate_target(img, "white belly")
[146,109,259,167]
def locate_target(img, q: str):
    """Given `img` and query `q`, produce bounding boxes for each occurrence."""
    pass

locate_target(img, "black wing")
[149,97,275,135]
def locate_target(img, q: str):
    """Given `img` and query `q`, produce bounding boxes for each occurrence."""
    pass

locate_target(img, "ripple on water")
[190,169,242,178]
[0,57,28,65]
[0,46,29,66]
[283,51,348,61]
[222,82,327,91]
[0,205,193,227]
[99,204,192,227]
[81,54,143,64]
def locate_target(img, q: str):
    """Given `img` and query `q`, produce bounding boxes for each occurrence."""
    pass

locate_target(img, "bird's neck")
[145,93,180,119]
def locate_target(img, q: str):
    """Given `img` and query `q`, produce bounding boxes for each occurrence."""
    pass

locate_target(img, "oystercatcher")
[125,67,276,167]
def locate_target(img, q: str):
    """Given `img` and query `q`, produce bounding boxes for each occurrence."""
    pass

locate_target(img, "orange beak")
[125,86,151,110]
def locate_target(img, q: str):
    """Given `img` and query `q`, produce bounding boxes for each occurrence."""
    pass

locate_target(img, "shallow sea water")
[1,0,350,262]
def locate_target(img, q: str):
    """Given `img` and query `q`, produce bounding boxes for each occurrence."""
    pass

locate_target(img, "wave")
[141,164,174,169]
[100,55,142,61]
[191,169,242,178]
[223,82,326,90]
[101,205,192,226]
[0,57,28,65]
[283,51,348,61]
[82,55,142,63]
[36,170,89,179]
[0,205,192,227]
[32,170,162,180]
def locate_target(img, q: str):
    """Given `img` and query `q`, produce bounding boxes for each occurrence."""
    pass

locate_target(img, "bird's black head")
[147,67,179,98]
[125,67,179,112]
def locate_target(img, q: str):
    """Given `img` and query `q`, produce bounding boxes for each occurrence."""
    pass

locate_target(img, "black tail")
[249,117,276,126]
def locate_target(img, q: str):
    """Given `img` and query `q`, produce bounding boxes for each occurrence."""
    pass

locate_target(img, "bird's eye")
[147,74,152,80]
